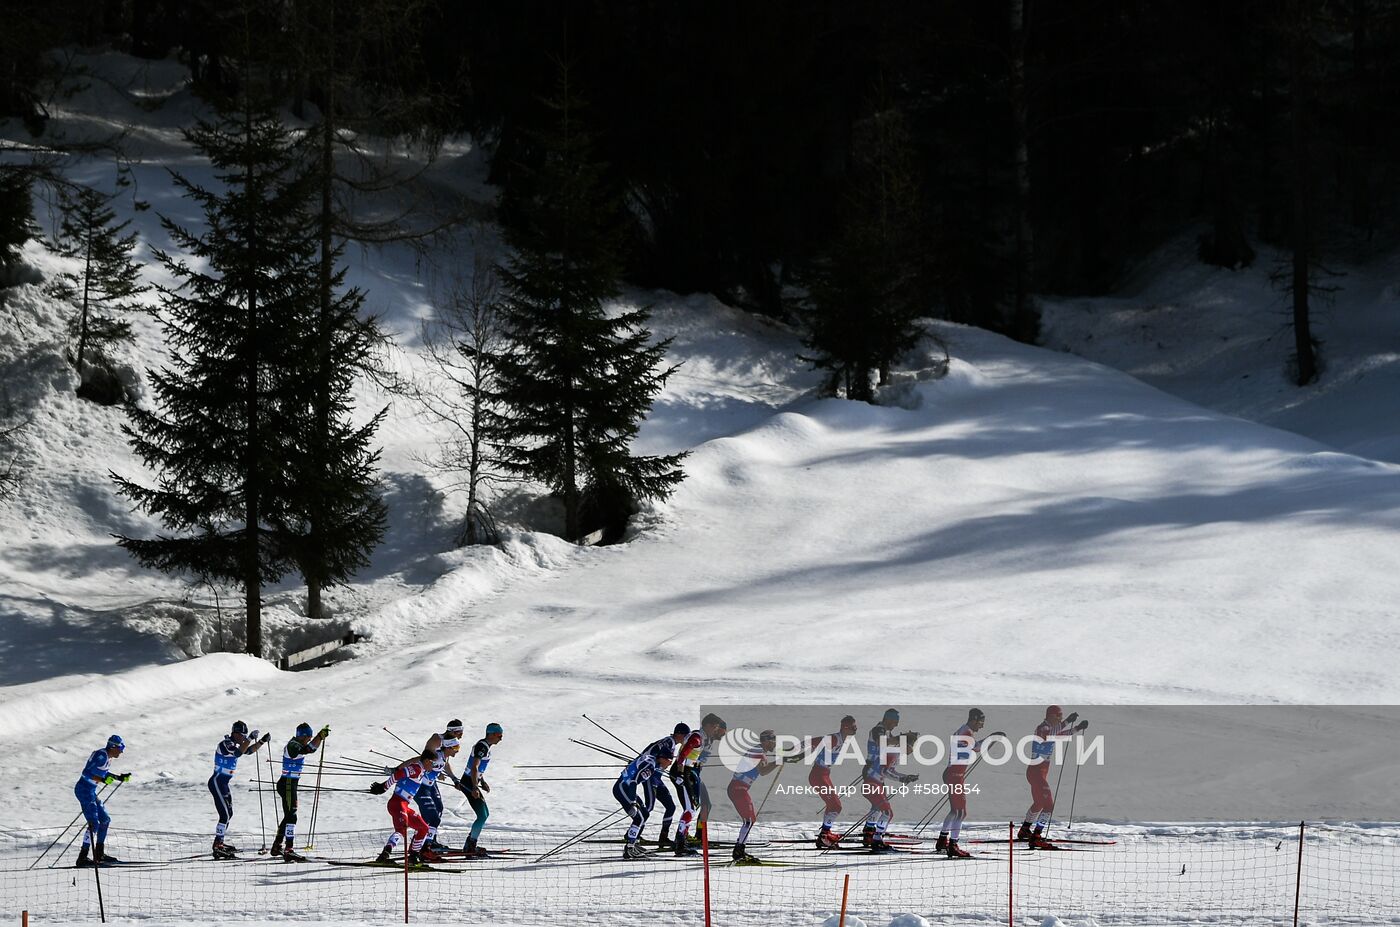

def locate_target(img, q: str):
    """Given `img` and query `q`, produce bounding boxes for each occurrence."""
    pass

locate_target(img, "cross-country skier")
[416,720,464,853]
[798,714,858,848]
[1019,705,1088,850]
[936,709,1003,859]
[271,722,330,862]
[615,735,677,859]
[74,735,130,867]
[671,713,726,854]
[728,729,779,864]
[860,709,919,852]
[642,723,690,850]
[209,720,271,859]
[372,750,439,864]
[457,722,503,856]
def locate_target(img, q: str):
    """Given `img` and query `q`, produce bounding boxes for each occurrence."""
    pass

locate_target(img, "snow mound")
[887,915,931,927]
[820,916,867,927]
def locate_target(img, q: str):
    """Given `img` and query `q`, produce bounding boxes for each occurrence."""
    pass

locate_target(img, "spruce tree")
[491,65,685,541]
[0,169,35,283]
[279,239,388,617]
[48,181,148,399]
[111,98,314,658]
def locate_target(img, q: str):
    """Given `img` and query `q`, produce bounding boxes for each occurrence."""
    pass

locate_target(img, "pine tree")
[0,169,35,283]
[47,180,148,400]
[491,64,686,542]
[279,235,388,616]
[111,98,314,658]
[798,100,924,402]
[291,0,434,617]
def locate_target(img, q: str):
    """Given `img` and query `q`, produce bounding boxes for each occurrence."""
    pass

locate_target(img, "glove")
[1064,712,1079,725]
[783,753,804,764]
[370,781,388,795]
[1075,720,1089,732]
[259,732,271,745]
[249,729,260,741]
[318,726,331,738]
[901,774,919,784]
[481,781,491,793]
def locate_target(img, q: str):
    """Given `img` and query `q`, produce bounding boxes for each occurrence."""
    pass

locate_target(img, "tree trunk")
[243,101,263,658]
[1289,2,1317,386]
[76,232,93,375]
[306,4,336,620]
[1009,0,1038,344]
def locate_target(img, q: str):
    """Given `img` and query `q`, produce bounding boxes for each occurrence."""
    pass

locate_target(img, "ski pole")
[88,825,105,923]
[1067,745,1083,831]
[582,714,639,755]
[305,733,327,850]
[913,756,984,836]
[28,783,112,869]
[51,782,124,869]
[256,748,268,853]
[1046,744,1069,838]
[569,737,633,763]
[534,807,627,863]
[519,776,619,782]
[383,726,417,753]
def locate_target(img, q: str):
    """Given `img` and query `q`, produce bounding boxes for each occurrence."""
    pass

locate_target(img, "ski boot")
[935,833,949,852]
[375,846,394,864]
[282,847,308,863]
[76,845,93,867]
[1016,821,1033,842]
[212,841,238,861]
[674,840,699,857]
[407,850,423,867]
[622,842,648,860]
[656,835,674,851]
[861,828,876,849]
[95,843,119,864]
[946,840,972,859]
[815,829,840,849]
[419,845,442,863]
[1028,832,1060,851]
[731,844,761,865]
[868,837,895,854]
[270,839,283,858]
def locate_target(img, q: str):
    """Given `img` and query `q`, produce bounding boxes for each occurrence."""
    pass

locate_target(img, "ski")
[968,837,1117,846]
[327,860,467,873]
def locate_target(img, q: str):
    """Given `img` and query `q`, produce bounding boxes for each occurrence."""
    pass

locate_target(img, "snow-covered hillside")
[5,52,1400,845]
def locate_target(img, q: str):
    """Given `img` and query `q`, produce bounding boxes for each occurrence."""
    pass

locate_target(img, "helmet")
[446,719,464,735]
[968,708,986,723]
[232,720,249,737]
[296,722,314,739]
[701,713,724,729]
[883,708,901,723]
[673,722,691,738]
[759,729,777,742]
[485,722,503,736]
[107,734,125,752]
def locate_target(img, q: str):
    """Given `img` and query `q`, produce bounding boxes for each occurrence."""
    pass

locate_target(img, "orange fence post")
[1293,821,1305,927]
[702,821,711,927]
[838,873,851,927]
[1008,821,1014,927]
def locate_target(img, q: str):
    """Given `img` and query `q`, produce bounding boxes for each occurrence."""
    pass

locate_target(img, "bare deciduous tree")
[417,255,509,546]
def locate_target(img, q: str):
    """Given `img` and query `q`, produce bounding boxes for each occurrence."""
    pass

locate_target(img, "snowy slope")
[5,52,1400,845]
[1040,232,1400,463]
